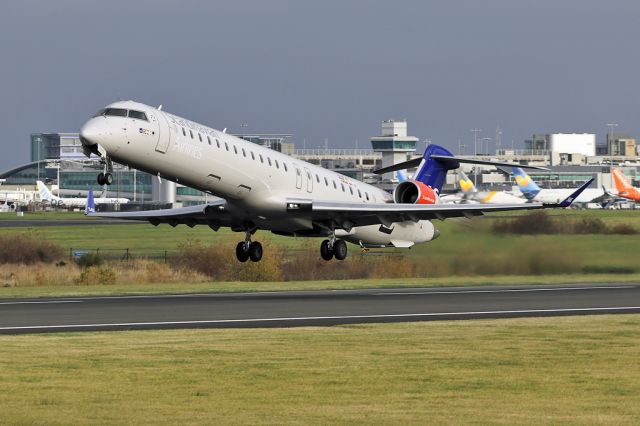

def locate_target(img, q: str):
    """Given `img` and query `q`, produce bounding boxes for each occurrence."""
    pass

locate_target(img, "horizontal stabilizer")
[374,155,548,175]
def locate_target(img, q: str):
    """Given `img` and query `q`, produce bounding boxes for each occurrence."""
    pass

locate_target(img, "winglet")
[556,178,594,208]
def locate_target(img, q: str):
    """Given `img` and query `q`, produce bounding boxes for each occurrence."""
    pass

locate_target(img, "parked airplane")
[0,188,37,209]
[512,168,608,205]
[37,181,129,208]
[440,171,526,204]
[79,100,591,262]
[612,168,640,202]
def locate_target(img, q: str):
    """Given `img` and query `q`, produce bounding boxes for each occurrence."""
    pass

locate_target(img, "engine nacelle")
[393,180,437,204]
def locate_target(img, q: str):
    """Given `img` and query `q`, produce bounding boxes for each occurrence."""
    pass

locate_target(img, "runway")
[1,283,639,334]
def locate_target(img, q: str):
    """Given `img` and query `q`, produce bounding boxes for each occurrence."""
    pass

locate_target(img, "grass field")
[1,209,639,298]
[1,315,639,424]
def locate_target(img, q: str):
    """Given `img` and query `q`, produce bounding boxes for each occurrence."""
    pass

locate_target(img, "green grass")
[2,274,640,299]
[1,315,639,424]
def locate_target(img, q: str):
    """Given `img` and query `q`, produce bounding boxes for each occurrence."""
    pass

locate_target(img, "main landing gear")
[320,236,347,261]
[97,156,114,186]
[235,230,263,262]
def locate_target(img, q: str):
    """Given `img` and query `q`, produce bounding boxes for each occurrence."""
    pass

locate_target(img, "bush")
[492,211,558,235]
[75,266,116,285]
[75,252,103,268]
[0,234,64,264]
[608,223,638,235]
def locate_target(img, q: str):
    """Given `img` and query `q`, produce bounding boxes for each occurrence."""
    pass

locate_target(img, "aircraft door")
[295,165,302,189]
[304,168,313,193]
[154,112,172,153]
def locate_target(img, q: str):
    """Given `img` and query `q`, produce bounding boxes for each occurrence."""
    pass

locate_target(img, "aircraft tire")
[320,240,333,261]
[105,173,113,185]
[248,241,263,262]
[333,240,347,261]
[236,242,249,262]
[97,173,106,186]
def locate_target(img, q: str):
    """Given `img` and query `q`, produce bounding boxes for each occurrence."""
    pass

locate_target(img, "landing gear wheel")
[320,239,333,261]
[104,172,113,185]
[333,240,348,261]
[248,241,263,262]
[235,242,249,262]
[97,172,106,186]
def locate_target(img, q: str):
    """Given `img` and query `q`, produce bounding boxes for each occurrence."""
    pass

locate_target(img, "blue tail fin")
[413,144,457,192]
[85,189,95,215]
[512,167,541,200]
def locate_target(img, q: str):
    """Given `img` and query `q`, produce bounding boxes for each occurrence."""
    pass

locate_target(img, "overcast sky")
[1,0,639,170]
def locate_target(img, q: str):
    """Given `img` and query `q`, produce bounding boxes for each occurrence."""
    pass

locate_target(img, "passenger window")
[233,145,238,154]
[349,187,354,195]
[182,127,186,137]
[242,148,246,157]
[225,142,229,151]
[128,110,148,121]
[358,189,362,198]
[333,181,337,189]
[207,136,211,145]
[341,183,345,192]
[275,159,279,169]
[324,177,329,186]
[267,157,272,166]
[198,133,202,142]
[104,108,127,117]
[189,130,194,139]
[315,174,320,183]
[283,162,288,172]
[259,154,264,163]
[216,139,220,148]
[365,192,370,201]
[251,151,255,160]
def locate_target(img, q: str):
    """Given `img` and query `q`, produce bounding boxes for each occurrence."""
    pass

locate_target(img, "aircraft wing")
[88,199,229,229]
[293,178,593,228]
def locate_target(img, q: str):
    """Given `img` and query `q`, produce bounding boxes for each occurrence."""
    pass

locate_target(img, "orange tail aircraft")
[612,168,640,202]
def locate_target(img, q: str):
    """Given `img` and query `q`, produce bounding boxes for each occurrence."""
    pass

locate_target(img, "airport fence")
[69,248,176,263]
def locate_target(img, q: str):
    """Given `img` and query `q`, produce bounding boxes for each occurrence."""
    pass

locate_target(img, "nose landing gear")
[97,156,114,186]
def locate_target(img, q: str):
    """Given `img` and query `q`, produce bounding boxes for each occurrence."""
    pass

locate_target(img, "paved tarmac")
[1,283,639,334]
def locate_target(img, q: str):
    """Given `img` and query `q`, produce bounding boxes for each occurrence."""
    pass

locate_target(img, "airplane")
[440,170,526,204]
[611,168,640,202]
[79,100,591,262]
[512,168,609,205]
[37,180,129,208]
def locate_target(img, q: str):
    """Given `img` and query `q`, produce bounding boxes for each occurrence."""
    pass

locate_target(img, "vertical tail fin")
[85,189,95,215]
[458,170,476,194]
[412,144,458,192]
[612,168,633,192]
[512,167,541,200]
[36,180,58,202]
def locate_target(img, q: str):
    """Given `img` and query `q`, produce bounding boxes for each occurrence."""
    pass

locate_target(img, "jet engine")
[393,180,437,204]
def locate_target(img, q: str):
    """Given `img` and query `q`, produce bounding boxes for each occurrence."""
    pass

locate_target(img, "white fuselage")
[524,188,607,204]
[80,101,438,247]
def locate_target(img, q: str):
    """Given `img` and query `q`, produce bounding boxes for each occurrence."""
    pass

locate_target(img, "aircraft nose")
[79,119,105,147]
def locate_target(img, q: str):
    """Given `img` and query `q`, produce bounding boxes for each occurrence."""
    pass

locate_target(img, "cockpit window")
[103,108,127,117]
[128,110,148,121]
[93,109,106,117]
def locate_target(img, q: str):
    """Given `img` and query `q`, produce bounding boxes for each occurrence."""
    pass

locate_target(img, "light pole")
[471,129,481,155]
[495,126,502,155]
[482,137,492,156]
[607,122,618,186]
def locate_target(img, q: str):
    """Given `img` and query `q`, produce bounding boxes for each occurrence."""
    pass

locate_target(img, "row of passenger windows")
[93,108,149,121]
[179,125,371,201]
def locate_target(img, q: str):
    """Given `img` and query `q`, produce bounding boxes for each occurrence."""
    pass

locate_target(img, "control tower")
[370,119,419,185]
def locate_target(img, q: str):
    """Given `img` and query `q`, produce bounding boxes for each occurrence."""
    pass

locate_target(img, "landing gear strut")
[97,156,113,186]
[320,233,347,261]
[235,230,263,262]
